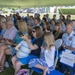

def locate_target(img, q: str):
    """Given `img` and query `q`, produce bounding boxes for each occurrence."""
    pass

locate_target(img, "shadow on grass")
[0,65,42,75]
[0,67,14,75]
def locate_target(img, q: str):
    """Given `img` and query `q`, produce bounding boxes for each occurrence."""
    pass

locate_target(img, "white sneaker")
[4,62,9,68]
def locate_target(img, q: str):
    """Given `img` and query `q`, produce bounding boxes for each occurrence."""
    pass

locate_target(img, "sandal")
[0,68,4,72]
[0,69,2,72]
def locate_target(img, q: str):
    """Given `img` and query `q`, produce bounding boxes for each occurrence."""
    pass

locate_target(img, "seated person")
[16,34,31,58]
[43,22,51,33]
[29,32,55,75]
[60,20,75,75]
[0,22,7,39]
[0,20,28,72]
[0,20,17,44]
[0,20,17,72]
[11,26,44,75]
[53,22,63,40]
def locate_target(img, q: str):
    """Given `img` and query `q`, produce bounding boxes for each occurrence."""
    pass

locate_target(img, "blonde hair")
[44,32,55,50]
[1,22,6,26]
[1,22,6,29]
[18,20,28,33]
[1,18,6,23]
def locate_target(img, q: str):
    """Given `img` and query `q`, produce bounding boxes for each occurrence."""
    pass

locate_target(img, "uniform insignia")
[69,37,72,41]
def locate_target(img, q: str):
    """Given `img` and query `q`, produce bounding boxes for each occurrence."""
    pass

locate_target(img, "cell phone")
[11,44,16,47]
[18,32,24,36]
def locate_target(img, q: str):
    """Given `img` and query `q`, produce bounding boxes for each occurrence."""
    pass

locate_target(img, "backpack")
[17,69,30,75]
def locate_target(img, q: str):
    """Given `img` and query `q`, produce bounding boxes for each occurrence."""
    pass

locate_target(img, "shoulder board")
[73,34,75,36]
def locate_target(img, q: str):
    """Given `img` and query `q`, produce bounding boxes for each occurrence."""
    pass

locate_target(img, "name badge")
[69,37,72,41]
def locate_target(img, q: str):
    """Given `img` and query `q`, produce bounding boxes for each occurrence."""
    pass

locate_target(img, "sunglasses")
[32,30,36,33]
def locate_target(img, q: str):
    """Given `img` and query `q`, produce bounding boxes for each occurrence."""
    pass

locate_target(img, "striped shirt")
[16,40,31,58]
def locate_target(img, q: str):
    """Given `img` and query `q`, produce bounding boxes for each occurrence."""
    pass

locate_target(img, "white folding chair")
[55,39,62,49]
[54,39,62,69]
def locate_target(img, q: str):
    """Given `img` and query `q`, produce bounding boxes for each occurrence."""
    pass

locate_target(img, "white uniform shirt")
[62,31,75,52]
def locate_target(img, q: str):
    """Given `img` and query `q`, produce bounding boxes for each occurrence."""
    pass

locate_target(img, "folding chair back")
[54,39,62,68]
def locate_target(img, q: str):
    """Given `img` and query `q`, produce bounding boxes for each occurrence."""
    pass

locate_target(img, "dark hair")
[46,22,51,31]
[60,19,65,23]
[34,17,40,23]
[33,26,43,39]
[66,20,72,25]
[42,18,47,22]
[55,22,62,40]
[67,15,71,18]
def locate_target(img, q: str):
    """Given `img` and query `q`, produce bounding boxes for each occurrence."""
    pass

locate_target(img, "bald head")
[66,21,73,35]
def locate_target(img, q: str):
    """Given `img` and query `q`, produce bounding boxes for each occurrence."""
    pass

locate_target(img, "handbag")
[17,69,30,75]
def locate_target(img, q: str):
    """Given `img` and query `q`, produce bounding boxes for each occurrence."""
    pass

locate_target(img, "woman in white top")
[29,32,55,75]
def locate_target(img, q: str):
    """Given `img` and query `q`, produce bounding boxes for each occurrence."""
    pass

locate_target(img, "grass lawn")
[0,57,40,75]
[0,67,14,75]
[0,66,41,75]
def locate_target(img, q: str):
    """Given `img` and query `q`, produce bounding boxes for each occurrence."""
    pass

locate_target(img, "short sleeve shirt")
[62,31,75,52]
[30,37,44,57]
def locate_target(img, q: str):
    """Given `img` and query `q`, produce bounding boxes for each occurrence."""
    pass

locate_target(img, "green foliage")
[0,0,75,8]
[59,9,75,15]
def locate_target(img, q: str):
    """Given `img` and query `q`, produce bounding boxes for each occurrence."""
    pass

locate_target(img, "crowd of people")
[0,13,75,75]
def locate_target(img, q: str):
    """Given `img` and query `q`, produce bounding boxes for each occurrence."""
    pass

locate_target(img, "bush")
[59,9,75,15]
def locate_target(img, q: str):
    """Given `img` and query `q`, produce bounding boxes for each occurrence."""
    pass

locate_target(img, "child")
[0,22,7,35]
[29,32,55,75]
[0,22,7,39]
[15,34,31,58]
